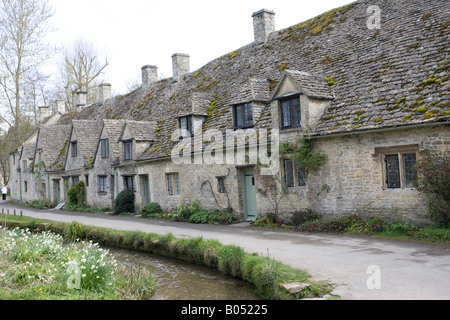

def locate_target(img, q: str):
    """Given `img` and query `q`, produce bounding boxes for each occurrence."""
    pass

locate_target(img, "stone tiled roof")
[279,70,335,100]
[123,120,157,142]
[57,0,449,161]
[71,120,103,166]
[102,119,125,161]
[39,125,72,172]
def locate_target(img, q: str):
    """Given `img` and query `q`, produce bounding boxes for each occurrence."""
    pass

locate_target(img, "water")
[109,248,260,300]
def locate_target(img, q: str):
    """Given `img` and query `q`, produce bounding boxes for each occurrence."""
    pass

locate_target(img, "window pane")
[291,98,301,127]
[235,105,244,127]
[281,101,291,128]
[386,155,401,189]
[71,142,77,157]
[297,167,306,187]
[284,159,294,187]
[124,142,132,160]
[218,178,225,193]
[174,173,180,195]
[101,139,109,158]
[244,103,253,127]
[403,153,417,188]
[99,177,107,192]
[167,174,174,195]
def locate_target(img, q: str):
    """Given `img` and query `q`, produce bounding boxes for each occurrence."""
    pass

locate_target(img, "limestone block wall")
[273,124,449,226]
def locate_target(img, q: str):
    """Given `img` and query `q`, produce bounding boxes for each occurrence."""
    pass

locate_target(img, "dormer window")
[123,139,133,160]
[280,96,301,129]
[71,141,78,157]
[234,103,253,128]
[100,138,110,158]
[179,116,193,137]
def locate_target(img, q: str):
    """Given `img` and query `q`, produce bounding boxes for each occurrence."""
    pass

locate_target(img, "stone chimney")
[98,83,112,103]
[76,91,87,111]
[142,65,158,86]
[56,99,66,114]
[172,53,190,80]
[38,106,51,122]
[252,9,275,44]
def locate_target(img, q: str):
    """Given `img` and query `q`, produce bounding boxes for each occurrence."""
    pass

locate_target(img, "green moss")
[374,117,383,123]
[423,110,439,120]
[376,97,386,103]
[324,77,336,86]
[421,13,432,20]
[402,114,413,122]
[442,110,450,116]
[356,110,366,117]
[278,63,288,71]
[413,107,429,113]
[228,51,240,59]
[322,115,334,121]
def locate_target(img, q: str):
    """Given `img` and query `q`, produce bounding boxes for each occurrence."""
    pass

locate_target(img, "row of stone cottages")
[9,1,450,225]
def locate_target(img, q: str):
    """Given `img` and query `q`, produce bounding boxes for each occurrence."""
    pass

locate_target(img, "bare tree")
[0,0,54,133]
[59,38,110,111]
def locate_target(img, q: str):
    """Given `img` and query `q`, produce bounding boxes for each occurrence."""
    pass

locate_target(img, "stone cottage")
[10,0,450,225]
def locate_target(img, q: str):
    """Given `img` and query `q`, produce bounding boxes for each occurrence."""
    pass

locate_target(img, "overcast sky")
[46,0,355,95]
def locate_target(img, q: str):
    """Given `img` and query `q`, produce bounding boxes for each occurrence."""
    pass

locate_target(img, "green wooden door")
[140,175,151,205]
[243,169,257,221]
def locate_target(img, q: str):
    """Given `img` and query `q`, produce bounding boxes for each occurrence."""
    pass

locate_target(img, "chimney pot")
[142,65,158,86]
[172,53,190,80]
[252,9,275,44]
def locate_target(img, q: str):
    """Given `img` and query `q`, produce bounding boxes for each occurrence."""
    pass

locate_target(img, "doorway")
[242,169,257,221]
[139,174,151,205]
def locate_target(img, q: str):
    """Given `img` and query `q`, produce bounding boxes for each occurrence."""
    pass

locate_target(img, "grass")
[0,214,333,300]
[252,214,450,243]
[0,224,157,300]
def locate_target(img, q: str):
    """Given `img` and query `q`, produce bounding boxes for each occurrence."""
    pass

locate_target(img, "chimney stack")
[98,83,112,103]
[142,65,158,86]
[38,106,51,122]
[172,53,190,80]
[252,9,275,44]
[76,91,87,112]
[56,99,66,114]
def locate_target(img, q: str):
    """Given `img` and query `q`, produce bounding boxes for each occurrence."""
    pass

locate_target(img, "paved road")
[1,200,449,300]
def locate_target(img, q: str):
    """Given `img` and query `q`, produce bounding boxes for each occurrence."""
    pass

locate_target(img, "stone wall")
[269,124,449,226]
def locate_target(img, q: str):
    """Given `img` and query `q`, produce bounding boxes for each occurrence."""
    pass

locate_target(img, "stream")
[109,247,260,300]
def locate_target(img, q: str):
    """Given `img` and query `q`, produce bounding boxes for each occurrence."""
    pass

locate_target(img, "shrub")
[415,150,450,227]
[67,181,87,206]
[174,200,199,222]
[113,190,135,215]
[141,203,162,217]
[291,210,322,227]
[189,210,219,224]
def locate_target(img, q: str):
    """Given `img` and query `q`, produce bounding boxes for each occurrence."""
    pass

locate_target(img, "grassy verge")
[253,214,450,243]
[1,214,333,300]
